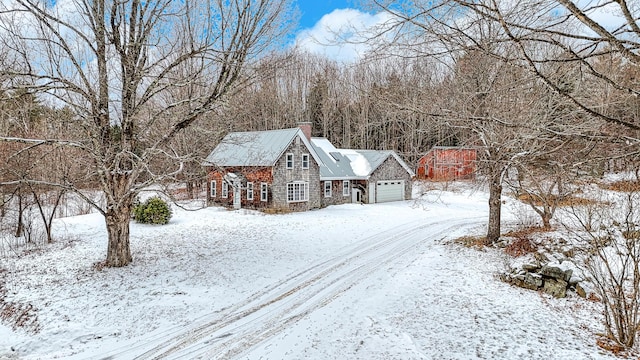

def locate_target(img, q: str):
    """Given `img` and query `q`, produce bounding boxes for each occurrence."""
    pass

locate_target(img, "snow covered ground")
[0,184,616,359]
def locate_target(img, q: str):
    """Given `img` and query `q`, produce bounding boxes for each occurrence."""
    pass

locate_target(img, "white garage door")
[376,180,404,203]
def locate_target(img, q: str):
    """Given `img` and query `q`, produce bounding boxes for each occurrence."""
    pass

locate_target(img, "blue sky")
[296,0,355,29]
[293,0,390,62]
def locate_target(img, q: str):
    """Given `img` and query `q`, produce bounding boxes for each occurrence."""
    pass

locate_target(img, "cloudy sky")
[292,0,630,63]
[293,0,389,62]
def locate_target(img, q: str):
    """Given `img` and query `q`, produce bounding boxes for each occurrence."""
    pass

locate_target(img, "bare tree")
[565,189,640,349]
[454,0,640,133]
[370,0,640,138]
[0,0,294,267]
[508,160,571,229]
[360,3,570,242]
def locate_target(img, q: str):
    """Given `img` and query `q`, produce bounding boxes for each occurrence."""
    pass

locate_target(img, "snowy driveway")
[122,218,482,359]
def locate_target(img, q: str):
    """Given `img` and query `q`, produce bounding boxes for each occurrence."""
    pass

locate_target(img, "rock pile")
[500,263,579,298]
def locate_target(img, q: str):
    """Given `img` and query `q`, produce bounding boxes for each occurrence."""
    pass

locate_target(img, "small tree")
[133,197,172,225]
[564,189,640,349]
[508,161,572,230]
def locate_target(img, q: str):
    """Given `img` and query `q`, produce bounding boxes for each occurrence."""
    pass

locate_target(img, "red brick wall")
[206,167,274,208]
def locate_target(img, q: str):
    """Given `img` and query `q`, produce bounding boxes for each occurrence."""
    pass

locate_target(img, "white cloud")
[294,9,391,63]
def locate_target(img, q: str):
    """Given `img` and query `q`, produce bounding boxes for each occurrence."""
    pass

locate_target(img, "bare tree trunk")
[105,207,132,267]
[104,174,134,266]
[186,181,194,200]
[15,188,23,238]
[541,212,552,230]
[486,175,502,244]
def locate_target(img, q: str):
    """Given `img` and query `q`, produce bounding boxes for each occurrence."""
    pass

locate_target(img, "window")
[324,181,332,197]
[222,181,228,198]
[261,183,268,202]
[210,180,217,198]
[247,182,254,201]
[286,153,294,169]
[342,180,350,196]
[301,154,309,169]
[287,182,309,202]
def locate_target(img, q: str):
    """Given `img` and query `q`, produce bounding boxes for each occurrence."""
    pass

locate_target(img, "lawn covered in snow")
[0,183,616,359]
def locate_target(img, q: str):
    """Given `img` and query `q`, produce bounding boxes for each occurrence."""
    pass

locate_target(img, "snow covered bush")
[132,197,172,225]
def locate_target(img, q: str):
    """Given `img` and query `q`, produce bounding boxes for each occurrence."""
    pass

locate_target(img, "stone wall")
[501,263,577,298]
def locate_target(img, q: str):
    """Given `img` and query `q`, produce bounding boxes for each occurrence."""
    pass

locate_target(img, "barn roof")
[417,146,478,162]
[203,128,321,167]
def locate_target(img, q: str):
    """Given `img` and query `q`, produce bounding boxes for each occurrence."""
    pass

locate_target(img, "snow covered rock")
[502,263,577,298]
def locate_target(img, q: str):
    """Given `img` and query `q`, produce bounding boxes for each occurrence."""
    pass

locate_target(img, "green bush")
[132,196,172,225]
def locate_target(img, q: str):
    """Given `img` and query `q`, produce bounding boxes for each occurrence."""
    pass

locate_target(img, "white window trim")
[286,153,294,169]
[301,153,309,169]
[221,181,228,198]
[342,180,350,196]
[247,182,254,201]
[261,182,268,202]
[287,182,309,203]
[324,181,332,198]
[210,180,217,198]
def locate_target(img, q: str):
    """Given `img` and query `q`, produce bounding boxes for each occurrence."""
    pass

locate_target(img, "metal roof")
[310,138,415,179]
[310,138,361,179]
[203,128,314,167]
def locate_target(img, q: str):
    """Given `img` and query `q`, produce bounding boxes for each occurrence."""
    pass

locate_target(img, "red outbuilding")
[416,146,477,180]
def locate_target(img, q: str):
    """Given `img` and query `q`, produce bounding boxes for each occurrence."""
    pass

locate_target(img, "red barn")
[416,146,477,180]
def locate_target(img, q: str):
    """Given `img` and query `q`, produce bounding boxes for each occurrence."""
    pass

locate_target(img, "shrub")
[504,236,537,257]
[132,196,172,225]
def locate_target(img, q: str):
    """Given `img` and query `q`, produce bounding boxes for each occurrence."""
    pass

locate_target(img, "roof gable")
[355,150,416,177]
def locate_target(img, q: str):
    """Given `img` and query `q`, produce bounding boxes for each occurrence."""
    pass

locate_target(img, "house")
[202,123,415,211]
[416,146,477,181]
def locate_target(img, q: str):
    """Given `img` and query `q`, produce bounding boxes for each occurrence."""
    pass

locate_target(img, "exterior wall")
[271,135,321,211]
[416,148,477,180]
[368,156,413,201]
[320,180,354,207]
[206,167,273,209]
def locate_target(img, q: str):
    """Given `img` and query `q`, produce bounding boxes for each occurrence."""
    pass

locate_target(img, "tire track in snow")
[97,219,424,360]
[119,217,483,359]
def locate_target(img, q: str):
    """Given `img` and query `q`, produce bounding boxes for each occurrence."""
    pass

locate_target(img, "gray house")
[203,123,415,211]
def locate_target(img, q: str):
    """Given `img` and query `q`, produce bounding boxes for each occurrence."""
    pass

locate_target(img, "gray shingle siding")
[271,136,321,211]
[369,156,413,201]
[321,180,353,207]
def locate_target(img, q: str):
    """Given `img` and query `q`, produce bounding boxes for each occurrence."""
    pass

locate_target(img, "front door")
[352,188,361,203]
[233,180,241,209]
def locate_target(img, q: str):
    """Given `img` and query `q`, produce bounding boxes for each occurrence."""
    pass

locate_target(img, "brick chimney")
[297,121,312,141]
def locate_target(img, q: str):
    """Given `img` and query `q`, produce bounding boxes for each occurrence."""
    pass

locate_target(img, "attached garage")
[376,180,405,203]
